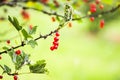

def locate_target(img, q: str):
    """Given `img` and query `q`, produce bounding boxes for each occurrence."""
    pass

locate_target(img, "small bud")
[100,4,104,9]
[68,22,72,27]
[6,40,10,44]
[51,17,56,22]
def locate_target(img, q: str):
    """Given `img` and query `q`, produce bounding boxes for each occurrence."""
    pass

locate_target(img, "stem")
[18,31,22,44]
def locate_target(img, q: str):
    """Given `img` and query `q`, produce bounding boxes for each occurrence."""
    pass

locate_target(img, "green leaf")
[2,46,9,50]
[22,29,32,40]
[3,65,11,74]
[22,51,30,64]
[8,16,22,31]
[8,49,16,63]
[27,40,38,48]
[29,60,48,74]
[29,26,37,35]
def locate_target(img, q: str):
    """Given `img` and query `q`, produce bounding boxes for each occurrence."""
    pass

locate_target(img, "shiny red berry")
[90,8,96,13]
[6,40,10,44]
[53,41,59,46]
[54,37,59,42]
[90,3,97,13]
[15,50,21,55]
[50,46,54,51]
[53,45,58,49]
[90,17,95,22]
[55,32,60,36]
[13,75,18,80]
[90,3,96,8]
[0,75,3,79]
[100,19,104,28]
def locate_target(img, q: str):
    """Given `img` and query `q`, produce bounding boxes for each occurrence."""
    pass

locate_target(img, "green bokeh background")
[0,0,120,80]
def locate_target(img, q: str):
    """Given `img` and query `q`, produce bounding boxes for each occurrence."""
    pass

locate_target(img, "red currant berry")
[90,17,95,22]
[54,37,59,42]
[55,32,60,36]
[51,17,56,22]
[15,50,21,55]
[99,4,104,9]
[21,10,30,20]
[95,0,101,4]
[13,75,18,80]
[6,40,10,44]
[100,19,104,28]
[50,46,55,51]
[53,41,59,46]
[90,3,97,13]
[90,8,96,13]
[90,3,96,8]
[0,75,3,79]
[53,45,58,49]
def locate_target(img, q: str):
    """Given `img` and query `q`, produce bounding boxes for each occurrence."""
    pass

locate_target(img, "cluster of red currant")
[86,0,105,28]
[89,0,104,13]
[50,32,60,51]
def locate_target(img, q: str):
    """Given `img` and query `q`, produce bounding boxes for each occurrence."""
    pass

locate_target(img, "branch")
[72,4,120,21]
[0,27,60,54]
[0,2,120,21]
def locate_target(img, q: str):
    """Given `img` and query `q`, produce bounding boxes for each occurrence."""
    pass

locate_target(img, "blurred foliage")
[0,0,120,80]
